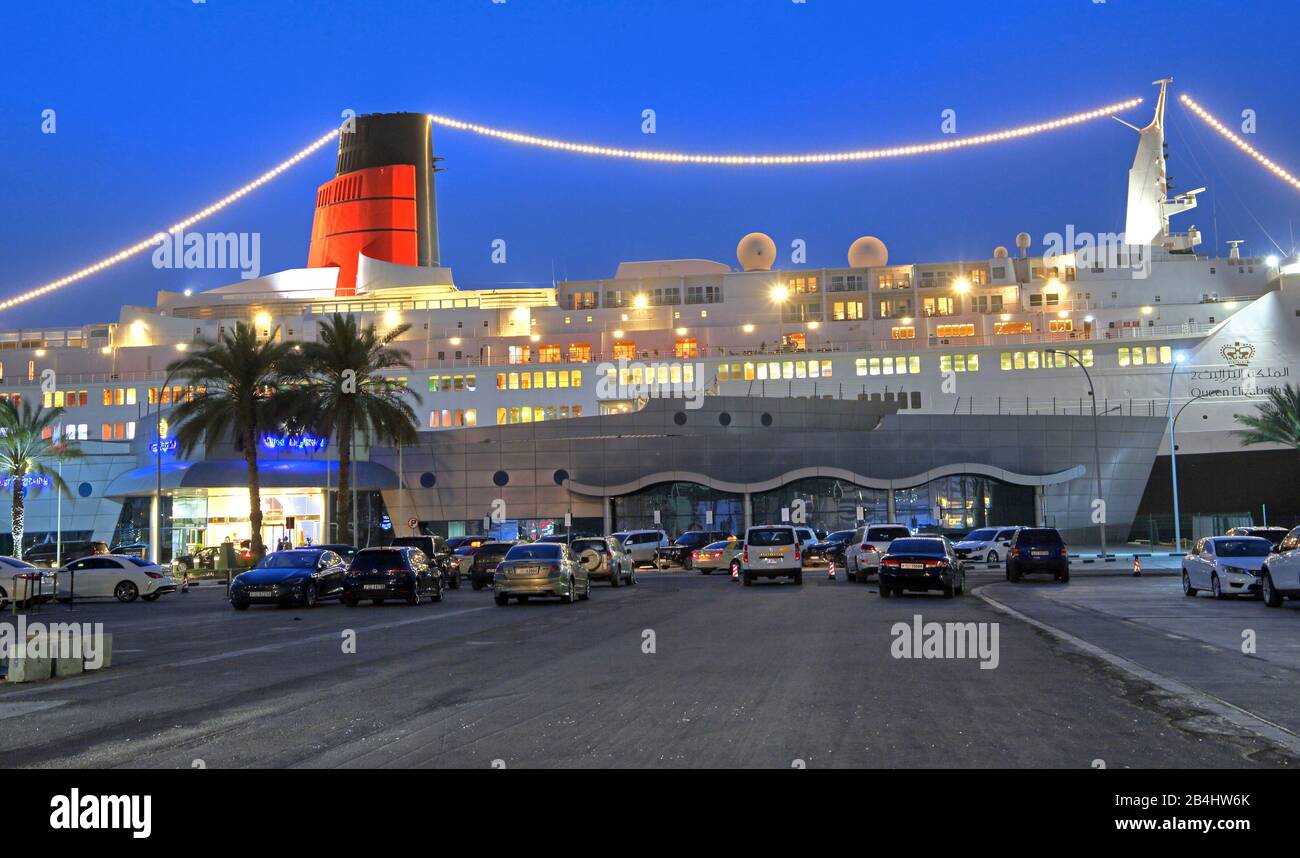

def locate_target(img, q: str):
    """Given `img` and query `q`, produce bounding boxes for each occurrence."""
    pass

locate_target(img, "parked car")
[952,526,1020,564]
[0,557,55,609]
[389,535,458,589]
[56,555,178,603]
[878,537,965,598]
[172,543,255,574]
[23,540,109,569]
[805,530,855,566]
[298,543,360,564]
[572,536,636,586]
[468,540,517,590]
[793,527,819,558]
[692,539,743,575]
[611,530,670,568]
[446,535,488,551]
[109,542,151,559]
[229,549,349,609]
[1182,536,1271,599]
[1006,527,1070,582]
[1260,526,1300,607]
[654,530,729,570]
[493,542,590,605]
[845,524,912,582]
[740,525,802,586]
[342,546,442,606]
[1224,526,1290,550]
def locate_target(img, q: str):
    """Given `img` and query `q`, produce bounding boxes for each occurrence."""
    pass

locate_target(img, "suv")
[611,530,669,568]
[952,527,1021,564]
[390,535,458,589]
[740,525,803,586]
[845,525,911,582]
[1225,526,1290,550]
[23,540,109,568]
[1006,527,1070,582]
[655,530,729,570]
[343,546,442,606]
[468,540,517,590]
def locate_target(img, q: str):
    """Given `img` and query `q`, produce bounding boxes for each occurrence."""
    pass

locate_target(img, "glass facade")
[893,475,1034,535]
[752,477,887,531]
[611,481,743,538]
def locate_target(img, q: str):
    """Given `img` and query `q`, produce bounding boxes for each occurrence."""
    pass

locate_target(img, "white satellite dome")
[993,246,1009,259]
[1015,232,1032,252]
[736,232,777,271]
[847,235,888,268]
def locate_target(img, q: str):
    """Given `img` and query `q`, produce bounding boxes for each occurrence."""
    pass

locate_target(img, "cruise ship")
[4,82,1297,558]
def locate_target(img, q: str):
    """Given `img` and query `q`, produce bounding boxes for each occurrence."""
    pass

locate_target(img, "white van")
[741,525,803,586]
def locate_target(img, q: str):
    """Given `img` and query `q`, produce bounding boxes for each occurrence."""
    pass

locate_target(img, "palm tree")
[166,322,300,561]
[297,313,420,544]
[0,399,82,558]
[1234,384,1300,452]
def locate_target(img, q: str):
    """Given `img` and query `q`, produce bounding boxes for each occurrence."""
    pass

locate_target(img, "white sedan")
[56,555,179,603]
[1182,536,1272,599]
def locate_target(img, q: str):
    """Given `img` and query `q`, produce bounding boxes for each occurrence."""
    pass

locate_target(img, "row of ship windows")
[40,386,204,409]
[39,422,136,442]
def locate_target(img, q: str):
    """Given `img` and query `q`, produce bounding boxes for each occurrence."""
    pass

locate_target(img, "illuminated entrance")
[171,488,326,555]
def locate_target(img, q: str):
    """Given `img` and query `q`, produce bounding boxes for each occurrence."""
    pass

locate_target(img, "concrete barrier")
[6,649,53,683]
[84,633,112,670]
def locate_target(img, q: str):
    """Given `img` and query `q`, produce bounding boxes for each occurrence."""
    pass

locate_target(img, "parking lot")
[2,561,1297,769]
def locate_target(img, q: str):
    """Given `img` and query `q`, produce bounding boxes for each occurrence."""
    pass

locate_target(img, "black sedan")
[342,546,442,606]
[805,530,856,566]
[654,531,728,570]
[878,537,965,599]
[229,549,349,609]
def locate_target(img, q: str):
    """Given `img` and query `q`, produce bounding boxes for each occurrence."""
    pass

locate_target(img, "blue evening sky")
[1,0,1297,327]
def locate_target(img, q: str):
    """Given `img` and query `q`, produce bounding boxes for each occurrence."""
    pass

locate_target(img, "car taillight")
[742,547,748,563]
[1059,546,1068,557]
[145,570,164,579]
[793,545,800,561]
[923,559,944,567]
[862,543,877,552]
[691,550,699,559]
[882,557,901,567]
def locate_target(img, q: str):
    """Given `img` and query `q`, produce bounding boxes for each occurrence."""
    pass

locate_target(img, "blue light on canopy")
[150,438,178,454]
[261,434,327,452]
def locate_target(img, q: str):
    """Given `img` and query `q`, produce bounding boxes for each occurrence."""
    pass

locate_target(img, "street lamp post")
[1166,356,1184,552]
[153,369,179,566]
[1049,350,1107,558]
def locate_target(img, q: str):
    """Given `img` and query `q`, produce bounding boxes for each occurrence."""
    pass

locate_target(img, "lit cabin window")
[538,344,562,364]
[674,337,698,359]
[994,321,1033,335]
[568,343,591,363]
[891,326,915,339]
[613,341,636,360]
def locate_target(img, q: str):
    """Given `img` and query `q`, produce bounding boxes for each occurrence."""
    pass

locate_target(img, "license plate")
[1032,551,1049,557]
[902,563,924,570]
[760,553,782,560]
[511,566,542,576]
[363,584,386,590]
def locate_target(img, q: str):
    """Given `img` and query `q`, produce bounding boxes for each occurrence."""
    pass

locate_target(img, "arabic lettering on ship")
[1189,364,1290,398]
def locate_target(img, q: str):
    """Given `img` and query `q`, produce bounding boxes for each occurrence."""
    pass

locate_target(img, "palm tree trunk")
[337,410,353,545]
[10,478,24,559]
[244,427,265,560]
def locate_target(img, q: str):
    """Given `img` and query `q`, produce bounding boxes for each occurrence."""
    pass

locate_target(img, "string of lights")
[427,97,1143,165]
[0,128,342,313]
[3,97,1146,313]
[1179,94,1300,192]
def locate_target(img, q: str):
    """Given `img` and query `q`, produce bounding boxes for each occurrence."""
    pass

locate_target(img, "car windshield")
[1019,529,1063,546]
[827,531,854,541]
[476,543,514,559]
[867,526,911,541]
[571,539,608,553]
[505,544,562,561]
[748,529,794,546]
[888,539,946,555]
[1214,539,1271,558]
[675,533,708,546]
[350,551,407,573]
[995,530,1018,540]
[256,552,318,569]
[963,529,998,542]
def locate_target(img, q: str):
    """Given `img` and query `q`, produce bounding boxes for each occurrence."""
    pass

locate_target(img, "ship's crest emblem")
[1219,340,1256,367]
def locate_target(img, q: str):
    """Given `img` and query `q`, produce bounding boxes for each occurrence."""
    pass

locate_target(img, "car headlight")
[1223,565,1254,577]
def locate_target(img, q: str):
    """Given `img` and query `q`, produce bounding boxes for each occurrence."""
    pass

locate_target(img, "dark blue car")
[229,549,349,610]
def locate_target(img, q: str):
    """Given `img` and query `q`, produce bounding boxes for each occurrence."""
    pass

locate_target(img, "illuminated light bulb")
[1179,94,1300,193]
[255,312,272,328]
[742,323,755,333]
[675,327,687,336]
[612,329,625,339]
[770,285,789,303]
[807,321,820,330]
[529,333,541,342]
[952,277,971,294]
[449,336,462,346]
[384,309,401,327]
[424,97,1141,166]
[632,293,649,310]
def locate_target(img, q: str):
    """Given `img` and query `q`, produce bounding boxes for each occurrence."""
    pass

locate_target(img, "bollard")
[1132,556,1142,577]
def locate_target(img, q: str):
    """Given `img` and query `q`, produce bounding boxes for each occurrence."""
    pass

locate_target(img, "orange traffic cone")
[827,562,837,581]
[731,565,739,582]
[1132,557,1141,577]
